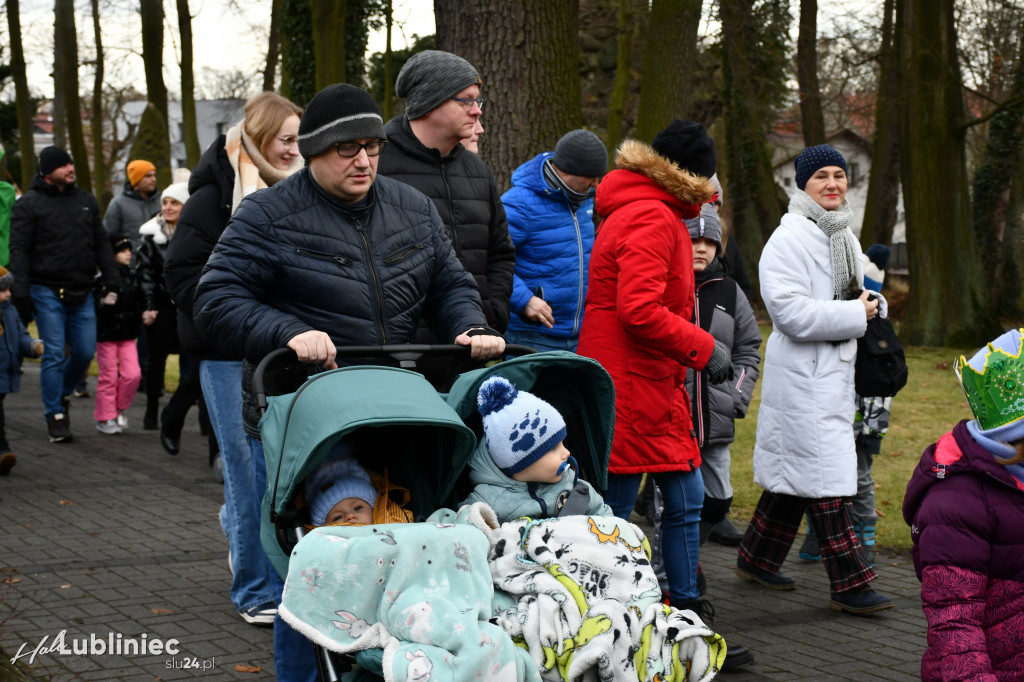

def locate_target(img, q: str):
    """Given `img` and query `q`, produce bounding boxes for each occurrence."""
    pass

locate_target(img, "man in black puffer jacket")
[194,83,505,441]
[378,50,515,388]
[10,146,119,443]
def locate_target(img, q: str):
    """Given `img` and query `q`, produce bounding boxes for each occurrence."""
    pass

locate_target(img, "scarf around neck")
[224,121,303,214]
[788,189,860,300]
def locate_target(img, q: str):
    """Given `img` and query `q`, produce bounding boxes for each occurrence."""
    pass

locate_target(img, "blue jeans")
[201,360,276,614]
[31,284,97,417]
[604,470,704,604]
[504,327,578,353]
[248,436,318,682]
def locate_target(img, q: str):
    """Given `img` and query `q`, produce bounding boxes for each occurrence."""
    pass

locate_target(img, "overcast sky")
[11,0,435,100]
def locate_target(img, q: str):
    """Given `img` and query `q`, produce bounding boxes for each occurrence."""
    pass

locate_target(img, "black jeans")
[144,308,179,410]
[0,393,8,451]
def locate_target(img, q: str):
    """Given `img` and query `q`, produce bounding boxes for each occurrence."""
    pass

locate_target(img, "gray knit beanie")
[298,84,386,159]
[684,203,723,254]
[553,130,608,178]
[395,50,481,120]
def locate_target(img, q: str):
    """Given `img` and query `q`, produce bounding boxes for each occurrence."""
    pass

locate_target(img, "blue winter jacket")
[502,153,595,340]
[0,300,36,394]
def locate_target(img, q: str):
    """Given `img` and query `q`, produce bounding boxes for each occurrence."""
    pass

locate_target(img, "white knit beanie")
[477,376,567,476]
[161,182,190,205]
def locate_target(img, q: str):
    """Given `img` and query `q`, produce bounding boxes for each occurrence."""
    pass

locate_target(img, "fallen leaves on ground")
[150,608,174,615]
[234,664,262,673]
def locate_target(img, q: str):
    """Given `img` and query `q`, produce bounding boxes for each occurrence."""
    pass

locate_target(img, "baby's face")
[512,441,570,484]
[324,497,373,525]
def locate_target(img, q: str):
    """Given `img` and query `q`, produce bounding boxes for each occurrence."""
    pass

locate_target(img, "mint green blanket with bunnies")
[279,522,540,682]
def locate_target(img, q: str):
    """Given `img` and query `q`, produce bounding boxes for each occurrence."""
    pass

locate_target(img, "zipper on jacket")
[570,204,585,337]
[383,243,426,265]
[692,292,705,447]
[294,247,352,267]
[355,219,388,344]
[440,163,460,252]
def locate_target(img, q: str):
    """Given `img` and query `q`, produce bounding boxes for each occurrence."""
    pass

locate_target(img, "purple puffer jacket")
[903,420,1024,682]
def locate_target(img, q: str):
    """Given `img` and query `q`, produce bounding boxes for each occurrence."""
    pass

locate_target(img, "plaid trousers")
[738,490,876,593]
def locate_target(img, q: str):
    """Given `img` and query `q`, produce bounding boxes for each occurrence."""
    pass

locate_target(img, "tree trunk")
[634,0,701,143]
[264,0,281,91]
[56,0,92,193]
[860,0,900,248]
[970,18,1024,317]
[6,0,36,189]
[899,0,998,346]
[435,0,582,190]
[52,1,67,149]
[140,0,169,128]
[90,0,107,199]
[718,0,785,294]
[796,0,825,145]
[279,0,316,106]
[310,0,348,90]
[383,0,393,120]
[605,0,635,160]
[176,0,200,168]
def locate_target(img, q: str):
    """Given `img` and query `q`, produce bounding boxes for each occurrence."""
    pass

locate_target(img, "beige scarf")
[224,121,304,214]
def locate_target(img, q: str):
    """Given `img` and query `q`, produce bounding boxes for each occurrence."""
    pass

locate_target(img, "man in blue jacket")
[502,129,607,352]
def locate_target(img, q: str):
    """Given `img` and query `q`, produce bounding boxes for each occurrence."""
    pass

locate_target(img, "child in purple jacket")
[903,328,1024,682]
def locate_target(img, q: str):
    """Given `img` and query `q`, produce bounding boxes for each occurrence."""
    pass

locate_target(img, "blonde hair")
[997,440,1024,465]
[243,91,303,153]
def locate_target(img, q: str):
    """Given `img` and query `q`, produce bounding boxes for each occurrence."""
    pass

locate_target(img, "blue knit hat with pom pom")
[477,375,567,476]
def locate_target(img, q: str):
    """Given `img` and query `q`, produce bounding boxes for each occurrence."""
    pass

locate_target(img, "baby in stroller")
[456,375,612,520]
[272,357,724,682]
[306,454,378,527]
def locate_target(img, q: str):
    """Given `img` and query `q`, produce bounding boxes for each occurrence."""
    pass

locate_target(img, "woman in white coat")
[734,144,894,615]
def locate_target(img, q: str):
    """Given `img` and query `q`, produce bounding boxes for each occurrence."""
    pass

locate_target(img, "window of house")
[784,177,791,186]
[848,162,859,188]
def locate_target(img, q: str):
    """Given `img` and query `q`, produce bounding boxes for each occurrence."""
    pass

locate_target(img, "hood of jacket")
[138,215,168,244]
[384,114,465,163]
[596,139,715,221]
[904,420,1024,525]
[510,152,561,198]
[188,134,235,217]
[120,181,151,200]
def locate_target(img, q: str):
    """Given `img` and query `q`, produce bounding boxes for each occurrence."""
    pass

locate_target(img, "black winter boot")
[675,599,754,670]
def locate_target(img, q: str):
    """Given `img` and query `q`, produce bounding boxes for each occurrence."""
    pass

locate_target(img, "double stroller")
[254,346,721,682]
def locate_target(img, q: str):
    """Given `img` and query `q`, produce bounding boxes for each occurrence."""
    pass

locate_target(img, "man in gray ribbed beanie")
[395,50,481,120]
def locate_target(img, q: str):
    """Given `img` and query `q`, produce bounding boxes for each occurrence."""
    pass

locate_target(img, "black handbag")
[54,286,93,306]
[855,314,908,397]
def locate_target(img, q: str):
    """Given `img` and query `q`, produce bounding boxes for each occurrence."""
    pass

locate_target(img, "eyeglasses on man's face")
[450,97,485,110]
[334,140,387,158]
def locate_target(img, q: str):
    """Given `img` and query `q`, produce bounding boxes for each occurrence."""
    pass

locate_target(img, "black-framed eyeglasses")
[335,140,387,158]
[450,97,485,110]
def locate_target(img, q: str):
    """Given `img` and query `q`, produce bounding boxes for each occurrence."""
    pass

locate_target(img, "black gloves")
[13,297,34,326]
[704,340,735,384]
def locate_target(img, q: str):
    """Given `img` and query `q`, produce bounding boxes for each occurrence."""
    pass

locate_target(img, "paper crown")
[955,328,1024,437]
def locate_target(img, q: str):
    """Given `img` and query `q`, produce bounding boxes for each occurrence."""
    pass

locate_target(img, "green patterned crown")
[955,328,1024,433]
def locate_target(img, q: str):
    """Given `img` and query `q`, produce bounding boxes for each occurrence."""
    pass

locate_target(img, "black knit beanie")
[38,146,73,176]
[298,84,386,159]
[395,50,481,120]
[794,144,848,190]
[651,120,716,179]
[553,130,608,178]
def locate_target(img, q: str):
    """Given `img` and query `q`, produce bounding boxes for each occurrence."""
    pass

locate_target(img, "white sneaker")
[96,419,120,435]
[239,605,277,626]
[116,412,129,431]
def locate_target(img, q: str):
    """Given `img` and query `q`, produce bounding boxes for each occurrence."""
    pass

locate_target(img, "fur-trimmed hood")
[596,139,716,220]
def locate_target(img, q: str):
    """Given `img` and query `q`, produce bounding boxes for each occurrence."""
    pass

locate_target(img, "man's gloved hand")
[13,297,34,326]
[704,340,734,384]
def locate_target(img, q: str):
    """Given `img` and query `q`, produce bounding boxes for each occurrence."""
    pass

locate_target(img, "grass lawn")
[730,322,973,552]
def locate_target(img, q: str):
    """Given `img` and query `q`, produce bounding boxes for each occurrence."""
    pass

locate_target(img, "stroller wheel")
[212,453,224,484]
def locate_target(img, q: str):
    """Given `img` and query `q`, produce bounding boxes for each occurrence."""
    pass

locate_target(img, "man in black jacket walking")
[378,50,514,387]
[10,146,119,442]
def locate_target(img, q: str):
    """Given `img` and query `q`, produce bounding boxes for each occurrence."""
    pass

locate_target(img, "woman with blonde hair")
[163,91,302,632]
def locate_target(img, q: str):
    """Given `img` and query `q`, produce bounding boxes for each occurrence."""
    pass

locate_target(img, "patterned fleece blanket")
[487,514,725,682]
[279,521,539,682]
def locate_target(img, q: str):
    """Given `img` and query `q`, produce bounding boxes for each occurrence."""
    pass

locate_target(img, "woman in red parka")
[577,120,744,665]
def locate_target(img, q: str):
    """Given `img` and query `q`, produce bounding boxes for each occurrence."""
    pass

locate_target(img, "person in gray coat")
[684,204,761,545]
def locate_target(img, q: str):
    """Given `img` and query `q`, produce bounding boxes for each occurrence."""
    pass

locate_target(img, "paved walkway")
[1,364,928,680]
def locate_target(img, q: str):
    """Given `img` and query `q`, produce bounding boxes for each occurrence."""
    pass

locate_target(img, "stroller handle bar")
[253,344,537,413]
